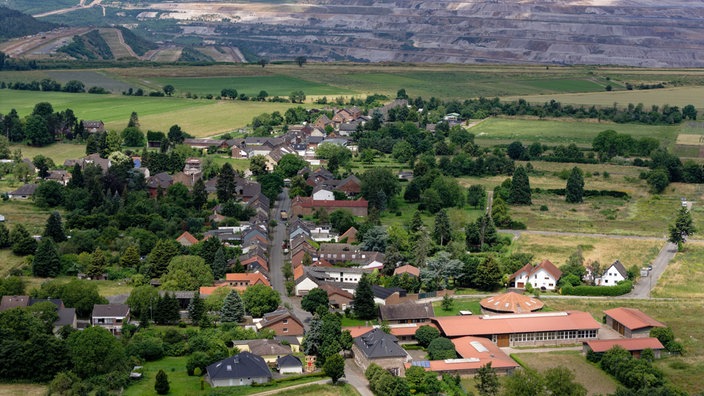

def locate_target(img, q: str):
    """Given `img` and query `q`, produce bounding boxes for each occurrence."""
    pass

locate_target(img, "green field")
[8,143,87,165]
[516,78,608,93]
[469,117,680,147]
[146,75,354,97]
[431,299,482,316]
[1,90,301,137]
[652,242,704,299]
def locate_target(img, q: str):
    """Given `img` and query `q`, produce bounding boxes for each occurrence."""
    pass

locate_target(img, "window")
[283,319,288,324]
[283,328,288,333]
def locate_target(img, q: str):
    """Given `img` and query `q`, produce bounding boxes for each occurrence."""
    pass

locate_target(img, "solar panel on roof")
[412,361,431,368]
[470,341,489,353]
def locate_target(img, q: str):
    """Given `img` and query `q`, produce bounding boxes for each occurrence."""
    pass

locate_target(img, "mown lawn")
[432,299,482,316]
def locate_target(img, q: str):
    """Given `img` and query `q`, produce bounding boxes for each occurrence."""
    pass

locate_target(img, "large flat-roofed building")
[432,311,600,347]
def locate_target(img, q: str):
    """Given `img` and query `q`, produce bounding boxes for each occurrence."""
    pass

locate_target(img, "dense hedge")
[541,188,630,199]
[561,280,632,296]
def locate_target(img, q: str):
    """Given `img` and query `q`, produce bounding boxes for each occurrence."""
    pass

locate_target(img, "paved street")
[343,358,373,396]
[624,242,677,299]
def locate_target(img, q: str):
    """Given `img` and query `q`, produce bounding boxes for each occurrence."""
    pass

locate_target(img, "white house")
[508,260,563,291]
[294,266,372,296]
[599,260,628,286]
[312,186,335,201]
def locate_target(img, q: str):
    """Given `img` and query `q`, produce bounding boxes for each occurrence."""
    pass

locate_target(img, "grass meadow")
[511,351,619,396]
[0,383,47,396]
[652,241,704,299]
[432,299,482,316]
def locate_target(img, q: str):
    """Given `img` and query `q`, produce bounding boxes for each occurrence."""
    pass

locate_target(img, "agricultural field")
[511,351,619,396]
[544,299,704,394]
[8,142,87,165]
[468,117,680,148]
[0,383,47,396]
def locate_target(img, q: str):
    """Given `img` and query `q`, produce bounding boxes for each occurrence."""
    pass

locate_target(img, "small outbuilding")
[583,337,665,359]
[277,354,303,374]
[603,307,666,338]
[480,292,544,314]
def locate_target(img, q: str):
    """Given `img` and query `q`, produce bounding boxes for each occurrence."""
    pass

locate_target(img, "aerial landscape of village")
[2,1,704,395]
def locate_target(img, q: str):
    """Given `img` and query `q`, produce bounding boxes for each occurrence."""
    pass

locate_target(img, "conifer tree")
[33,238,61,277]
[221,290,245,323]
[211,247,227,279]
[433,209,452,246]
[10,224,37,255]
[154,369,169,395]
[120,245,141,268]
[216,163,237,202]
[352,274,376,320]
[565,166,585,203]
[43,211,67,242]
[188,291,206,322]
[0,223,10,248]
[87,248,107,279]
[154,293,180,325]
[409,210,424,233]
[508,165,532,205]
[192,178,208,209]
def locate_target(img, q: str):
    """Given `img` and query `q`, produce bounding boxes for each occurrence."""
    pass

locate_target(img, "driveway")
[623,242,677,299]
[343,358,373,396]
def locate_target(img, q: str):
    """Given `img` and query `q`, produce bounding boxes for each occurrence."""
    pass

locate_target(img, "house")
[603,307,666,338]
[277,354,303,374]
[507,260,562,291]
[393,264,420,278]
[183,138,227,151]
[372,285,406,306]
[352,328,409,376]
[432,311,600,347]
[183,158,202,174]
[235,339,292,363]
[406,336,519,377]
[176,231,199,247]
[91,304,130,336]
[1,296,77,333]
[8,183,38,199]
[379,302,434,324]
[339,226,358,243]
[319,283,354,310]
[64,153,111,174]
[294,266,373,296]
[290,196,368,217]
[334,175,362,197]
[206,352,272,387]
[146,172,173,198]
[479,292,544,314]
[275,335,303,353]
[0,295,30,311]
[256,308,305,336]
[583,338,665,359]
[46,170,71,185]
[312,185,335,201]
[599,260,629,286]
[226,272,271,291]
[82,120,105,133]
[240,255,269,273]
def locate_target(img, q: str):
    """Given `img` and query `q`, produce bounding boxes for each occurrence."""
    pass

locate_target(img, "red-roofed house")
[200,273,271,295]
[241,255,269,273]
[584,337,665,359]
[339,227,358,243]
[293,265,305,281]
[291,196,368,217]
[432,311,600,347]
[176,231,199,247]
[319,283,354,310]
[508,260,562,291]
[393,264,420,278]
[603,308,666,338]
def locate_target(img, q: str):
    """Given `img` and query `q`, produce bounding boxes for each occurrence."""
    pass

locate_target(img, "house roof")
[9,184,38,196]
[379,302,434,322]
[293,265,305,281]
[206,351,272,381]
[241,255,269,272]
[585,337,665,353]
[432,311,601,338]
[479,292,544,314]
[372,285,405,300]
[226,272,271,287]
[176,231,199,246]
[407,336,518,373]
[339,227,358,243]
[607,260,629,279]
[258,308,304,329]
[292,197,368,209]
[0,295,30,311]
[603,307,666,331]
[393,264,420,277]
[246,339,292,356]
[353,328,407,359]
[319,283,354,300]
[55,307,76,327]
[277,354,302,368]
[92,303,130,318]
[274,335,301,346]
[508,260,562,283]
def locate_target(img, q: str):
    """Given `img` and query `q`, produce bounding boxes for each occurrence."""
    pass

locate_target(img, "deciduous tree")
[323,354,345,384]
[243,284,281,317]
[301,288,329,314]
[668,206,696,248]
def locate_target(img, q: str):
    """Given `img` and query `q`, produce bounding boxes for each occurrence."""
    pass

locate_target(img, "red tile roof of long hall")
[432,311,600,338]
[603,307,666,330]
[294,197,368,208]
[405,336,519,373]
[585,337,665,353]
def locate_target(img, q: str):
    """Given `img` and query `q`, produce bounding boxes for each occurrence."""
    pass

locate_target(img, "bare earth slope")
[132,0,704,67]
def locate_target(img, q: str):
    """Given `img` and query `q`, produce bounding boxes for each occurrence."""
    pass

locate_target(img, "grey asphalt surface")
[624,242,677,299]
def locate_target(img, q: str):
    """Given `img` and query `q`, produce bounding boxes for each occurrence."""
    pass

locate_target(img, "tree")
[295,56,307,67]
[647,169,670,194]
[211,247,227,279]
[476,363,500,396]
[127,111,140,128]
[122,127,145,147]
[120,245,141,268]
[146,239,180,278]
[33,155,53,178]
[361,226,388,252]
[353,274,376,320]
[507,141,526,160]
[10,224,37,255]
[25,114,52,147]
[249,155,268,177]
[163,84,175,96]
[221,290,245,323]
[154,293,181,325]
[441,293,454,311]
[565,167,585,203]
[154,369,170,394]
[43,211,66,242]
[216,162,237,202]
[467,184,487,209]
[192,178,208,209]
[421,251,464,291]
[433,209,452,246]
[274,154,307,178]
[32,239,61,277]
[86,248,107,279]
[161,255,214,291]
[502,369,546,396]
[360,168,401,211]
[301,288,329,314]
[683,104,697,120]
[290,90,306,103]
[34,180,65,208]
[427,337,456,360]
[243,284,281,317]
[415,325,440,348]
[474,255,503,291]
[668,206,696,247]
[509,166,531,205]
[544,367,587,396]
[188,291,206,322]
[67,326,128,378]
[323,354,345,384]
[126,285,159,318]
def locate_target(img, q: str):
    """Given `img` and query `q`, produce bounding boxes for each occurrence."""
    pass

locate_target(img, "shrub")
[539,205,549,211]
[561,280,632,296]
[427,337,456,360]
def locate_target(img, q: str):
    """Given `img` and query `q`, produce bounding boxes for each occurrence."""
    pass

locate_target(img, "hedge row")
[561,280,633,296]
[539,188,630,199]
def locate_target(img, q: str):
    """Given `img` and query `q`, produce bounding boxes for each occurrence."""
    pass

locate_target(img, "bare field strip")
[512,352,618,396]
[0,383,47,396]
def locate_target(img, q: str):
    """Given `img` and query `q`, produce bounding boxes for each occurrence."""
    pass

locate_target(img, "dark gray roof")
[207,352,272,381]
[276,354,302,368]
[247,339,292,356]
[10,184,38,196]
[372,285,406,300]
[353,328,407,359]
[379,302,435,321]
[609,260,629,279]
[91,303,130,318]
[158,291,195,299]
[275,335,301,346]
[55,307,76,327]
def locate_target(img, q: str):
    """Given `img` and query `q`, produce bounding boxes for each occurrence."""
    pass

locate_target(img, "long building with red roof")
[603,307,666,338]
[432,311,600,347]
[583,337,665,359]
[405,336,519,376]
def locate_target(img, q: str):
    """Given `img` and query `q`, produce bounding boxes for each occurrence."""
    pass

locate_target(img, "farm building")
[479,292,544,314]
[603,307,666,338]
[583,338,665,359]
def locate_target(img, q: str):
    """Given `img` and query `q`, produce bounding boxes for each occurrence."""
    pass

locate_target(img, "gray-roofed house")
[277,354,303,374]
[91,303,130,336]
[8,184,38,199]
[379,302,435,324]
[599,260,629,286]
[243,339,293,363]
[372,285,406,306]
[352,328,409,376]
[206,351,272,387]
